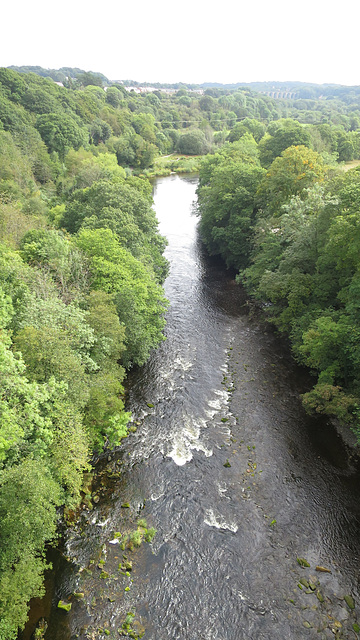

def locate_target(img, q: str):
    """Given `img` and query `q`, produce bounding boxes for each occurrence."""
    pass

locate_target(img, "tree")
[0,130,35,200]
[20,229,90,303]
[178,129,211,155]
[14,325,90,407]
[76,72,104,88]
[199,95,215,112]
[243,185,336,330]
[60,178,168,282]
[258,119,311,167]
[198,159,265,269]
[13,125,54,183]
[105,86,123,108]
[256,145,327,216]
[83,290,130,447]
[75,228,168,367]
[0,459,61,639]
[89,118,112,145]
[228,118,265,143]
[131,113,157,143]
[36,113,89,158]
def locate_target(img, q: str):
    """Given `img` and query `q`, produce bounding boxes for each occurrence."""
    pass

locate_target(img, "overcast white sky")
[1,0,359,86]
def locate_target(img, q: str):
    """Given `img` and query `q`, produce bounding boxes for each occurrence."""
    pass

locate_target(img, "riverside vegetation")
[1,66,360,638]
[197,128,360,440]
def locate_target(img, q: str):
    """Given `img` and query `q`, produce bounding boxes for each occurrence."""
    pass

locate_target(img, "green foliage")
[256,145,327,216]
[20,228,90,303]
[258,119,311,167]
[35,113,89,158]
[86,290,126,368]
[0,285,13,328]
[0,242,32,318]
[197,141,265,270]
[198,133,360,435]
[0,130,35,201]
[146,153,201,177]
[76,228,168,367]
[144,527,157,542]
[89,118,112,145]
[227,118,266,144]
[60,178,168,282]
[178,128,211,155]
[302,384,359,424]
[14,325,90,407]
[46,400,90,504]
[83,291,130,447]
[12,126,55,183]
[0,334,48,464]
[0,458,61,639]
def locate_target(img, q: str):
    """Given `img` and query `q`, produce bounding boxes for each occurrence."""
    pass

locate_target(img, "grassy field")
[342,159,360,171]
[140,154,202,178]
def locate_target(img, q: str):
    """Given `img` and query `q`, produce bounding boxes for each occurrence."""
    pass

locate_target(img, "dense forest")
[1,65,360,639]
[197,125,360,438]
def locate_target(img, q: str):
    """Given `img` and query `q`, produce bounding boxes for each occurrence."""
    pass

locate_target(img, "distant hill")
[116,78,360,102]
[6,67,360,103]
[201,80,360,100]
[7,65,110,85]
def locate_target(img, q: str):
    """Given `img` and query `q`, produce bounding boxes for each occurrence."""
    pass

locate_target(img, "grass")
[117,519,157,551]
[140,153,202,178]
[341,159,360,171]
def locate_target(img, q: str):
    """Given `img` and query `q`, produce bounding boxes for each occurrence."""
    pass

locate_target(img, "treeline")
[197,120,360,437]
[8,65,109,86]
[204,80,360,101]
[0,70,170,638]
[2,66,360,172]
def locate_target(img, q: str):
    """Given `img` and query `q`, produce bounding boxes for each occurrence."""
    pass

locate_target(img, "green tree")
[75,228,168,367]
[36,113,89,158]
[20,228,90,303]
[0,130,35,201]
[178,129,211,155]
[258,119,311,167]
[105,86,123,108]
[89,118,112,145]
[60,178,168,282]
[83,290,130,447]
[0,459,61,639]
[76,72,104,88]
[228,118,265,143]
[256,145,327,216]
[198,159,265,269]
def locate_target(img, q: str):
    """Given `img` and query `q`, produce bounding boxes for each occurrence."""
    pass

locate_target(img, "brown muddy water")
[22,175,360,640]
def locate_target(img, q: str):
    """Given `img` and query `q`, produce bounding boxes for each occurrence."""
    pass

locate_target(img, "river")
[23,174,360,639]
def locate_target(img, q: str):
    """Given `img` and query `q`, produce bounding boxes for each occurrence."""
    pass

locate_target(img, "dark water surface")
[23,175,360,639]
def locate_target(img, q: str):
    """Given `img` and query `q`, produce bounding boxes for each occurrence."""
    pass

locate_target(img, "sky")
[1,0,359,86]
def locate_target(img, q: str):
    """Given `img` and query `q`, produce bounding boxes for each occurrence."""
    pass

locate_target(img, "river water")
[24,175,360,639]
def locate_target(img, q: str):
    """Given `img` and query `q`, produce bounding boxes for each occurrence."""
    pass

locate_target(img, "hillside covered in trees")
[1,66,360,638]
